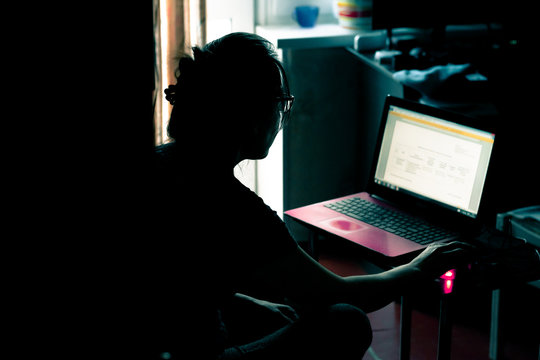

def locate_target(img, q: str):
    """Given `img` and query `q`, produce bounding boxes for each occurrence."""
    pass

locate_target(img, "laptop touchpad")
[322,217,365,233]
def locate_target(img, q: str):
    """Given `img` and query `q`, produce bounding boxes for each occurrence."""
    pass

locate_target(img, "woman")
[155,32,470,359]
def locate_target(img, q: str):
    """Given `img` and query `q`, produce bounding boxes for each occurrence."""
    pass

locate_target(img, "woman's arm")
[241,242,471,313]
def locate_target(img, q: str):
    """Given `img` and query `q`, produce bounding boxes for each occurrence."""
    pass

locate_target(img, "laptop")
[285,95,497,260]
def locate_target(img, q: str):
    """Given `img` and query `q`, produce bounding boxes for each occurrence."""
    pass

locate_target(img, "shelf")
[256,23,366,50]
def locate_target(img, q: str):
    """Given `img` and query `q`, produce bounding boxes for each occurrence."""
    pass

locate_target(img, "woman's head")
[166,32,293,162]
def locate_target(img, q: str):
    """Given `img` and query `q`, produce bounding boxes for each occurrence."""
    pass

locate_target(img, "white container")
[333,0,372,30]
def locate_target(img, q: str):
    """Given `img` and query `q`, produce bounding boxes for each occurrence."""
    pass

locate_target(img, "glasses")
[275,95,295,114]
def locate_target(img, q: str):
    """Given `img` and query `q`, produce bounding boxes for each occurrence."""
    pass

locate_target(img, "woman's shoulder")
[229,177,267,209]
[227,177,287,229]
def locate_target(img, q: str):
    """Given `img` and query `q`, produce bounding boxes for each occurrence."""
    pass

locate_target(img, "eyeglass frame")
[275,95,295,114]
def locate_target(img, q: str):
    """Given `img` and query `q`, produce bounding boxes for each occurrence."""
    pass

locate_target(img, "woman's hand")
[407,241,474,279]
[233,293,299,324]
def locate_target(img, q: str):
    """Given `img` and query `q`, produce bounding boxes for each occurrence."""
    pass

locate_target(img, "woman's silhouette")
[154,32,471,359]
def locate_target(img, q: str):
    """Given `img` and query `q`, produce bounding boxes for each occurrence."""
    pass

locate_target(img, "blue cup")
[293,6,319,28]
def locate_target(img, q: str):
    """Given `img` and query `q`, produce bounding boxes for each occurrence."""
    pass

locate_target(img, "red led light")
[443,279,454,294]
[440,269,456,294]
[440,269,456,280]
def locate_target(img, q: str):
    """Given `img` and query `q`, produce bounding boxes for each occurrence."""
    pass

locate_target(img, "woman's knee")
[324,303,373,355]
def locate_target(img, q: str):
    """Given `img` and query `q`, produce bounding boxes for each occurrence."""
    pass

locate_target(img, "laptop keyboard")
[324,197,456,245]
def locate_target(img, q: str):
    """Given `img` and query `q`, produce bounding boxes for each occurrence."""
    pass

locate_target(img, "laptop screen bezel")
[367,96,498,226]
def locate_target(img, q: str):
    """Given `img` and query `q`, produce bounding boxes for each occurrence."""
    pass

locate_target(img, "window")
[154,0,206,146]
[154,0,283,216]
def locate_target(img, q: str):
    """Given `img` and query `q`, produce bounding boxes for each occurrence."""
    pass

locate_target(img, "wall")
[207,0,254,42]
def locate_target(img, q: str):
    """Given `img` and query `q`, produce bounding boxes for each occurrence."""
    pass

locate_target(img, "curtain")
[153,0,207,145]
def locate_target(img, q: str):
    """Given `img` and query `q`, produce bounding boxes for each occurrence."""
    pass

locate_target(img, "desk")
[288,214,540,360]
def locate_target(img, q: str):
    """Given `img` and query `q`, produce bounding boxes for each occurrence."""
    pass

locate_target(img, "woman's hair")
[165,32,290,145]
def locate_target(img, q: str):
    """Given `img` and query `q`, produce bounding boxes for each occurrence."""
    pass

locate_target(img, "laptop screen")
[374,104,495,218]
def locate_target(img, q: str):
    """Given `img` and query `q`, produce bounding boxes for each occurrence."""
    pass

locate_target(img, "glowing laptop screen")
[374,105,495,218]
